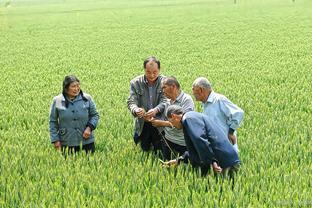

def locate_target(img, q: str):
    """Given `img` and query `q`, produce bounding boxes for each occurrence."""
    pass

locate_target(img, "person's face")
[192,86,205,102]
[67,81,80,98]
[145,62,160,83]
[168,114,182,129]
[162,84,174,100]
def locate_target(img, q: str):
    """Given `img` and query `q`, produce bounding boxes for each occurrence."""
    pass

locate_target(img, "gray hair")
[166,105,184,118]
[162,76,180,89]
[192,77,212,89]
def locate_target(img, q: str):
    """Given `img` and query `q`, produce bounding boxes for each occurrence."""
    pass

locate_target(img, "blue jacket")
[49,93,99,146]
[182,111,240,168]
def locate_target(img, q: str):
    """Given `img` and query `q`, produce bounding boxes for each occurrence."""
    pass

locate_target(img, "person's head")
[192,77,212,102]
[166,105,184,129]
[63,75,81,99]
[161,76,181,100]
[143,56,160,84]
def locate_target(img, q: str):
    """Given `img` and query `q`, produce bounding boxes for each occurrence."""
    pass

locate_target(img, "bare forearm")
[151,119,173,128]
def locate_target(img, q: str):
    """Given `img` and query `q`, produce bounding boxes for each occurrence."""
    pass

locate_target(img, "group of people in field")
[127,56,244,176]
[49,56,244,176]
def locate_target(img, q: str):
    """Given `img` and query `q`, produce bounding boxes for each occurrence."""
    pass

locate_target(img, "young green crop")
[0,0,311,207]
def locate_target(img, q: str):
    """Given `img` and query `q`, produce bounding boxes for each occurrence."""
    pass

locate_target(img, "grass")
[0,0,311,206]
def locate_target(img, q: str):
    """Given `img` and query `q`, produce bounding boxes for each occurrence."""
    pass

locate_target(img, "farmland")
[0,0,311,207]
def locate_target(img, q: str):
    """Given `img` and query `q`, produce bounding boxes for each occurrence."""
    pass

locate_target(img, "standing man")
[164,105,241,176]
[150,76,194,160]
[192,77,244,153]
[127,56,167,152]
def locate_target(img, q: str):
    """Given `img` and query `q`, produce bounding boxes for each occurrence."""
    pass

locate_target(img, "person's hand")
[143,114,153,122]
[145,108,158,118]
[135,108,146,118]
[54,141,61,150]
[212,162,222,173]
[83,127,92,139]
[161,159,178,168]
[228,133,237,145]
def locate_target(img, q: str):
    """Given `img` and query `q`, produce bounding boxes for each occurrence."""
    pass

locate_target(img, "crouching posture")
[165,105,240,176]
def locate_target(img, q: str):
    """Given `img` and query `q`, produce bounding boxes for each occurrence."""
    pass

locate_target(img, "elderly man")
[192,77,244,153]
[150,76,194,160]
[164,105,241,176]
[127,56,167,152]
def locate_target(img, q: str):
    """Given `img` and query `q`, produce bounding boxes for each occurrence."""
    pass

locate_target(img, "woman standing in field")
[49,75,99,154]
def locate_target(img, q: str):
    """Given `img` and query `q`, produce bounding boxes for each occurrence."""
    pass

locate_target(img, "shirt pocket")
[58,128,68,141]
[58,128,67,136]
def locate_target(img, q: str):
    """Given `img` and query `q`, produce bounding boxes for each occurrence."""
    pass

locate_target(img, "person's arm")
[49,99,60,149]
[182,148,220,172]
[86,97,99,130]
[83,97,99,139]
[161,151,188,168]
[150,119,173,128]
[146,92,169,119]
[219,96,244,144]
[219,96,244,130]
[155,94,167,115]
[154,77,168,115]
[127,81,143,117]
[178,151,190,163]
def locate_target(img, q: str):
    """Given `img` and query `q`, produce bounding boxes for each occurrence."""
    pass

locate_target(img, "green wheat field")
[0,0,311,206]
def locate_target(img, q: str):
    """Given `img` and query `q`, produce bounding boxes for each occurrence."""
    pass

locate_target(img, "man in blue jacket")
[164,105,240,176]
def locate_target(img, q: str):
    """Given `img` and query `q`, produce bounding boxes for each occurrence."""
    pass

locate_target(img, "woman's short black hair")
[62,75,88,107]
[62,75,80,93]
